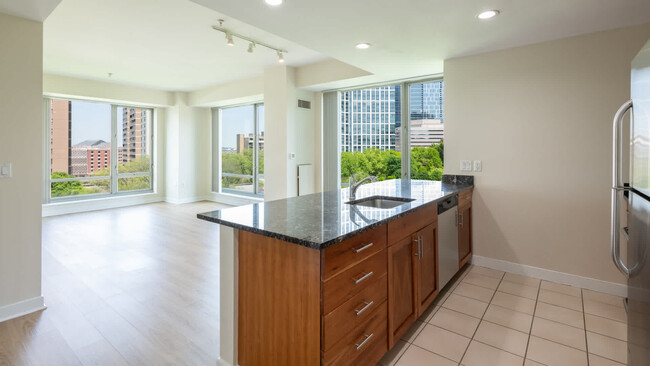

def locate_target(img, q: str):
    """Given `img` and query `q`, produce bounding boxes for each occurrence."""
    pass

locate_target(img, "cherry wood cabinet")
[415,222,439,316]
[387,235,417,347]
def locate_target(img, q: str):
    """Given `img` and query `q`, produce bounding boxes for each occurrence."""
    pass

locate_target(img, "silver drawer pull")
[355,333,374,350]
[354,301,374,316]
[353,271,373,284]
[352,242,374,253]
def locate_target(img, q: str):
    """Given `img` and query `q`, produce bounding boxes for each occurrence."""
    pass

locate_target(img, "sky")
[221,104,264,149]
[70,100,111,145]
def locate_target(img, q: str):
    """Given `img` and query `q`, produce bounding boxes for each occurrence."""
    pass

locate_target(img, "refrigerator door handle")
[611,99,636,278]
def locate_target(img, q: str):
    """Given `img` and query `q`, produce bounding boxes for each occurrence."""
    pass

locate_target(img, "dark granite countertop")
[197,178,473,250]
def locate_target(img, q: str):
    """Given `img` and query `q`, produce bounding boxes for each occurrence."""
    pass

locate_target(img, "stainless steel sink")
[346,196,415,209]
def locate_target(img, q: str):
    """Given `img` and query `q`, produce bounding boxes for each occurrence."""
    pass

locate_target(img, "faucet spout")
[349,173,378,201]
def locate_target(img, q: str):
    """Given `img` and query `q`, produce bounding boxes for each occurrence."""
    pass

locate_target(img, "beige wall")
[444,23,650,284]
[0,13,43,308]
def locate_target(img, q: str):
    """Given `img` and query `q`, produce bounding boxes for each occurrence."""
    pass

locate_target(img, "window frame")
[336,76,444,186]
[213,102,264,198]
[43,97,155,203]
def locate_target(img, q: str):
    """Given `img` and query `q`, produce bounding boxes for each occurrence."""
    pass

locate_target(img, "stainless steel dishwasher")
[438,195,459,289]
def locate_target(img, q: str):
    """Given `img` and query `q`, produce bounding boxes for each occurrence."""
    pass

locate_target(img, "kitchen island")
[198,177,473,366]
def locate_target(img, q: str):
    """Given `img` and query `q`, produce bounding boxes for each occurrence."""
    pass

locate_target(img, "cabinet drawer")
[323,273,387,351]
[387,204,437,244]
[458,189,472,211]
[323,225,387,281]
[322,301,388,366]
[323,249,387,314]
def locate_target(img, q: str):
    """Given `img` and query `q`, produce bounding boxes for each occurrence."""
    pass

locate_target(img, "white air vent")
[298,100,311,109]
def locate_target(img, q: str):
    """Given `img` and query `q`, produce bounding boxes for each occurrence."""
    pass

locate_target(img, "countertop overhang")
[197,179,473,250]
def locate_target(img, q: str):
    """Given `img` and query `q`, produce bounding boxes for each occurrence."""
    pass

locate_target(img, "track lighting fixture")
[213,20,288,62]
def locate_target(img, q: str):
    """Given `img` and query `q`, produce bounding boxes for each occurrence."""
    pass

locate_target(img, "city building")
[50,99,71,174]
[236,132,265,154]
[409,81,444,121]
[71,139,112,176]
[122,108,147,163]
[409,119,444,147]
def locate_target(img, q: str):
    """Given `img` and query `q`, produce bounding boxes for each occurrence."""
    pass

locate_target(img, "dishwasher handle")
[438,195,458,215]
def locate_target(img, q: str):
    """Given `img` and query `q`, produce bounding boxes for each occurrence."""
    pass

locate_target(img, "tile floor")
[378,265,628,366]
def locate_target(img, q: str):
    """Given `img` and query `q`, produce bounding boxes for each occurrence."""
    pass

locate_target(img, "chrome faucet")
[349,173,378,201]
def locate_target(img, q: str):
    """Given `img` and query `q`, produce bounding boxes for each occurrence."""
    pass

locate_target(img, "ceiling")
[0,0,61,22]
[192,0,650,88]
[43,0,327,91]
[34,0,650,92]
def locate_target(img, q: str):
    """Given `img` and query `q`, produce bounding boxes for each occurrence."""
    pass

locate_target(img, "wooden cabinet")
[387,208,438,347]
[458,189,473,268]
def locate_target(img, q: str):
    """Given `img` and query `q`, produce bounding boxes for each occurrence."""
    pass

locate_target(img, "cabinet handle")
[355,333,374,350]
[413,236,422,258]
[354,301,374,316]
[352,242,374,253]
[353,271,374,284]
[419,236,423,259]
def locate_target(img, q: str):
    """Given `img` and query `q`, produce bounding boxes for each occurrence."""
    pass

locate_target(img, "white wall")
[444,23,650,285]
[0,13,45,317]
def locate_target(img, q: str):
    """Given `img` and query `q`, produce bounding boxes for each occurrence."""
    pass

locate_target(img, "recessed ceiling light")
[477,10,500,20]
[356,43,371,49]
[265,0,283,5]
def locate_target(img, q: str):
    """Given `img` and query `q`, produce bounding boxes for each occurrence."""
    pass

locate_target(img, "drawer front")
[458,189,472,211]
[322,301,388,366]
[323,273,387,351]
[323,225,387,281]
[323,249,387,314]
[387,204,437,244]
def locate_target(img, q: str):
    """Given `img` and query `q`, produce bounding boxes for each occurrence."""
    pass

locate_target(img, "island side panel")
[238,231,321,366]
[219,225,238,366]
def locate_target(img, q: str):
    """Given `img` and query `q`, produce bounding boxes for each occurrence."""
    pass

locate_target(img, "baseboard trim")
[43,193,164,217]
[217,358,236,366]
[165,195,213,205]
[471,255,627,297]
[0,296,46,323]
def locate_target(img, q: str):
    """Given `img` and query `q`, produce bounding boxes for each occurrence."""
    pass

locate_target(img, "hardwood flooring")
[0,201,228,366]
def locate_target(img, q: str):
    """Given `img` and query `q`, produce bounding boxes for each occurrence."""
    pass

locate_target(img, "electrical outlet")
[473,160,482,172]
[0,163,11,178]
[460,160,472,171]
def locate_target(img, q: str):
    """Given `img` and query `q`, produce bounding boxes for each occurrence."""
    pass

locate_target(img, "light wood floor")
[0,201,228,366]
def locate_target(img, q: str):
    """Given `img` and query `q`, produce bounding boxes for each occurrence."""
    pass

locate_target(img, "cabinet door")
[458,206,472,268]
[387,235,417,348]
[416,222,438,316]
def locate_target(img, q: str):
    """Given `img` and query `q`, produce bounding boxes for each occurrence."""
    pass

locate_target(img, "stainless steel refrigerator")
[611,37,650,365]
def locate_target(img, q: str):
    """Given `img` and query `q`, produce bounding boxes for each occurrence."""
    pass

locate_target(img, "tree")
[51,172,85,197]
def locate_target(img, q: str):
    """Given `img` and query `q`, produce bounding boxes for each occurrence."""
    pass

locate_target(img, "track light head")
[226,32,234,46]
[248,42,255,53]
[277,50,285,63]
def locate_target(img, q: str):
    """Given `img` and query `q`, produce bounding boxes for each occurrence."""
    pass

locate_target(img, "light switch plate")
[0,163,11,178]
[473,160,482,172]
[460,160,472,171]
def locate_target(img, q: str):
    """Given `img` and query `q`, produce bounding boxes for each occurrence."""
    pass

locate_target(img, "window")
[45,98,153,201]
[338,79,444,186]
[217,103,264,197]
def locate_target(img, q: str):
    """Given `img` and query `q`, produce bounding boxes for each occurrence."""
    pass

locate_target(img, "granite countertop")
[197,178,473,250]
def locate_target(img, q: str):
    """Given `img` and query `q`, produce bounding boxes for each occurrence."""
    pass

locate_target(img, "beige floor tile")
[473,321,529,356]
[503,273,541,287]
[584,300,627,323]
[526,336,588,366]
[498,280,539,300]
[412,324,471,362]
[540,281,581,297]
[442,294,489,318]
[462,272,501,290]
[587,331,627,364]
[395,344,457,366]
[585,314,627,341]
[491,291,536,315]
[538,289,583,311]
[524,360,545,366]
[401,320,427,343]
[429,307,480,338]
[583,289,625,308]
[589,353,627,366]
[469,266,505,280]
[460,340,524,366]
[535,301,584,329]
[418,305,440,323]
[531,317,586,350]
[378,340,409,366]
[483,304,533,333]
[453,282,496,303]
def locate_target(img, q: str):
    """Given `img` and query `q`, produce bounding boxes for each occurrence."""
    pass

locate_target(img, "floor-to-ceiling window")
[217,103,264,197]
[44,98,153,202]
[338,79,444,186]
